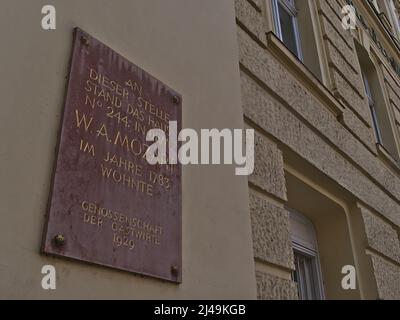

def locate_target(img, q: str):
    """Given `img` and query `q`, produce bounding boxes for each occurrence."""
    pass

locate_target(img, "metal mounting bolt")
[172,95,180,105]
[80,36,89,47]
[54,234,65,247]
[171,265,179,276]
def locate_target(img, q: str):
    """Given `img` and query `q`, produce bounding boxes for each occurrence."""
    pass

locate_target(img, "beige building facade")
[237,0,400,299]
[1,0,400,299]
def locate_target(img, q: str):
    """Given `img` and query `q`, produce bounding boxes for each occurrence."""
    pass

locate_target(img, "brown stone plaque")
[42,28,182,282]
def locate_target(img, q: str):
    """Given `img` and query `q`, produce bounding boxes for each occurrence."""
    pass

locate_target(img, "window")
[363,73,384,144]
[293,251,322,300]
[356,42,399,160]
[271,0,324,81]
[286,171,362,299]
[272,0,302,59]
[386,0,400,39]
[289,209,325,300]
[376,0,400,39]
[371,0,381,12]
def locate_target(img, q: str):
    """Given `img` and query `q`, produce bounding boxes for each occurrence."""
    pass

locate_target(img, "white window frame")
[376,0,400,39]
[362,72,384,145]
[289,209,325,300]
[388,0,400,39]
[372,0,380,12]
[272,0,304,61]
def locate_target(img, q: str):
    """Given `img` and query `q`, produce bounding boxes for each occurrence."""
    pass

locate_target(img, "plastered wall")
[0,0,256,299]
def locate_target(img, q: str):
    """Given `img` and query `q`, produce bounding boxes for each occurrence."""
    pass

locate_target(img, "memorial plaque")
[42,28,182,282]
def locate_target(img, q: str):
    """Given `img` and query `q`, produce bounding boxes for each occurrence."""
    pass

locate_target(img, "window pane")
[370,104,383,144]
[362,73,384,145]
[294,251,321,300]
[278,3,299,57]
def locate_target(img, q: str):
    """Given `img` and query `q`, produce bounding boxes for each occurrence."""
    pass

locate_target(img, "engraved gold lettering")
[75,109,93,132]
[79,139,95,156]
[96,123,111,142]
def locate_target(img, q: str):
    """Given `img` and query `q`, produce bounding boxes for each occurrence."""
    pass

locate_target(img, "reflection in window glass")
[294,251,320,300]
[272,0,302,59]
[278,3,299,56]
